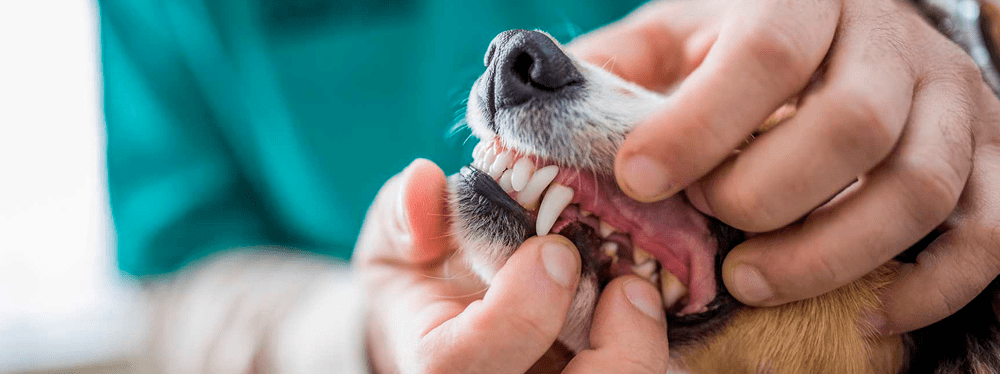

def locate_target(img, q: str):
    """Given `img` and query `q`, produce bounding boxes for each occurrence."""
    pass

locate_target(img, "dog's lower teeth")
[516,165,559,210]
[536,183,574,236]
[600,241,619,264]
[660,270,688,309]
[511,157,534,192]
[632,260,657,279]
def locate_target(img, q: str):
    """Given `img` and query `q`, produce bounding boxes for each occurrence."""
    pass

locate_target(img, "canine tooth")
[632,261,657,279]
[498,170,514,193]
[660,270,688,309]
[633,246,652,265]
[580,210,593,217]
[598,220,617,238]
[535,184,574,236]
[489,151,513,179]
[516,165,559,210]
[511,158,535,192]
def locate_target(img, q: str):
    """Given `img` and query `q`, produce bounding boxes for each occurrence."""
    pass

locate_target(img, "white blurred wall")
[0,1,143,372]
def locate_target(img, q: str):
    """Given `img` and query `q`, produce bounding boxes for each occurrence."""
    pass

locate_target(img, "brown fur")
[674,265,905,374]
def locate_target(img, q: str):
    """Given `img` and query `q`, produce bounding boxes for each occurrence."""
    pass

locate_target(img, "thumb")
[363,158,450,265]
[415,235,582,374]
[564,276,670,374]
[397,158,450,264]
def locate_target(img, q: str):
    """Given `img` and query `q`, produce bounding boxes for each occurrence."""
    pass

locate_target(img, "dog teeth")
[516,165,559,210]
[473,141,487,160]
[632,261,657,279]
[536,183,574,236]
[660,270,688,309]
[580,210,593,217]
[489,151,513,179]
[498,169,514,193]
[481,147,497,171]
[600,241,619,263]
[633,246,652,265]
[511,158,535,192]
[598,220,617,238]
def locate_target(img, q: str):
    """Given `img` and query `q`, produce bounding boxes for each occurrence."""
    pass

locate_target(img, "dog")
[447,29,1000,374]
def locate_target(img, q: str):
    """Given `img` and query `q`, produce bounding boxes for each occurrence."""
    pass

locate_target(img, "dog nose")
[486,29,583,108]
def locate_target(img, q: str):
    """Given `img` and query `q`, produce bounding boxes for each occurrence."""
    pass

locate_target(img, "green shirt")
[99,0,646,276]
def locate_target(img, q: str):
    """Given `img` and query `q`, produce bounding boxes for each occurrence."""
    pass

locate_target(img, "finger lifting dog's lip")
[448,29,745,352]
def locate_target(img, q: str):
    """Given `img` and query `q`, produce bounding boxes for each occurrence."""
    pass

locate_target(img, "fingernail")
[542,240,578,287]
[621,155,672,202]
[732,264,774,303]
[685,183,714,217]
[624,279,665,321]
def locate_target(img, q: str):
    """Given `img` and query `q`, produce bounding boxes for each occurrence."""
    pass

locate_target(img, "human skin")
[567,0,1000,334]
[355,159,671,374]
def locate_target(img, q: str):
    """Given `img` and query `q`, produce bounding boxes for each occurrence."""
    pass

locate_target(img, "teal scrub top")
[98,0,646,276]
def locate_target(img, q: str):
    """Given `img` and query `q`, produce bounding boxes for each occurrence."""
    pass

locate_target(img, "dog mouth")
[467,137,731,316]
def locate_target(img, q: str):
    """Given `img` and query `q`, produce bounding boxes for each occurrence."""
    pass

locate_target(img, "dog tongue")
[555,170,718,314]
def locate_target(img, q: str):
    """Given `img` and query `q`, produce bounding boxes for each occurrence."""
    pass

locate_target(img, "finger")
[566,0,719,91]
[364,158,450,265]
[564,277,670,374]
[688,6,915,232]
[413,235,582,374]
[722,75,975,306]
[615,0,841,202]
[879,144,1000,333]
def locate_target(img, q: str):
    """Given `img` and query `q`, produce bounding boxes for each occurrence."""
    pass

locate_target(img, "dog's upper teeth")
[536,183,574,236]
[473,141,487,161]
[498,169,515,193]
[489,151,513,179]
[516,165,559,210]
[511,158,535,192]
[660,270,688,309]
[580,210,593,217]
[598,220,617,238]
[481,147,497,171]
[633,246,652,265]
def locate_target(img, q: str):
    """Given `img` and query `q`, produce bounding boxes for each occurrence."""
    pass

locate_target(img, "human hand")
[569,0,1000,333]
[354,159,671,374]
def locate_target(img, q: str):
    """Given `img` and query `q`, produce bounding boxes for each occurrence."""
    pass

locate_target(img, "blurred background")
[0,1,143,373]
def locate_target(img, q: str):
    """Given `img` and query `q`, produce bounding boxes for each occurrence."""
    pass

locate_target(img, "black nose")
[484,29,583,108]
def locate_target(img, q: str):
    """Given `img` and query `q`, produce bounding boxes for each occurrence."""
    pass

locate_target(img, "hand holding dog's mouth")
[356,159,672,374]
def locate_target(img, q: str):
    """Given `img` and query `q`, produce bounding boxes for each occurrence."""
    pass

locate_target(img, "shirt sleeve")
[99,0,277,275]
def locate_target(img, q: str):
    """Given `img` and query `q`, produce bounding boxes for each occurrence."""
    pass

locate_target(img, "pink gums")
[552,169,718,314]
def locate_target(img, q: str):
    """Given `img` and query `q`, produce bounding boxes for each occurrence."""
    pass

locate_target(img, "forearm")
[136,248,368,374]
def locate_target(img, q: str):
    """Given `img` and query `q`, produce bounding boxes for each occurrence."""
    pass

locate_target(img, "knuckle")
[824,88,899,163]
[722,183,784,231]
[498,310,557,345]
[743,20,814,83]
[892,155,962,228]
